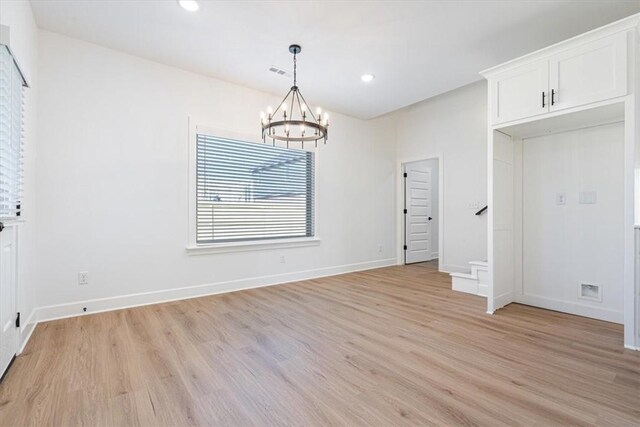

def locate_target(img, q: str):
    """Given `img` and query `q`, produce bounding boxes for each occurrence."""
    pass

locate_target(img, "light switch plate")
[579,191,597,204]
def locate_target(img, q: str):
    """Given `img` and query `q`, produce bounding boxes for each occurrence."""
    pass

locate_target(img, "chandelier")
[261,44,329,148]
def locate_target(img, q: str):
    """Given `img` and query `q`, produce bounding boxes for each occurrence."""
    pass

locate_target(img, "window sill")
[186,237,321,255]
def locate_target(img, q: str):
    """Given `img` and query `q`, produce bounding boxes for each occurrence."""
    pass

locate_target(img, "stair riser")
[470,266,488,278]
[452,277,478,295]
[477,270,489,286]
[478,283,489,297]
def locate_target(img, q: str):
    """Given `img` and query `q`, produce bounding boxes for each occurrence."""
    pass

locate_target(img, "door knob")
[428,217,433,221]
[0,222,4,232]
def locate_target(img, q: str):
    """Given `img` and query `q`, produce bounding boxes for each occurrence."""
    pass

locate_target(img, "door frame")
[397,154,444,270]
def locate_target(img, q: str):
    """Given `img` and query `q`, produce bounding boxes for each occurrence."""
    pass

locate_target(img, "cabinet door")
[549,32,627,112]
[491,60,549,125]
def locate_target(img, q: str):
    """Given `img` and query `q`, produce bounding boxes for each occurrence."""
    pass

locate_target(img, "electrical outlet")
[378,244,383,253]
[556,192,567,205]
[280,256,286,264]
[78,271,89,286]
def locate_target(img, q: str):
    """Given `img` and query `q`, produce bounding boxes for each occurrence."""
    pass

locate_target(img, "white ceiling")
[30,0,640,119]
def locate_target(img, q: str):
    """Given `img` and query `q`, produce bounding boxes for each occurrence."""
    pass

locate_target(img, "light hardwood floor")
[1,261,639,426]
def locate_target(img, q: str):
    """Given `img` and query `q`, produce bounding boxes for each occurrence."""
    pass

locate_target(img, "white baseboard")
[515,294,623,324]
[32,258,397,325]
[18,309,37,354]
[624,344,639,351]
[493,291,514,311]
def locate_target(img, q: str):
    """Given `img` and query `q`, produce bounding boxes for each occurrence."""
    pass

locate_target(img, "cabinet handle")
[542,91,546,108]
[551,89,556,106]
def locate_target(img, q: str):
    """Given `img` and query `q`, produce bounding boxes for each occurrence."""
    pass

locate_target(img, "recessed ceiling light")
[178,0,199,12]
[361,74,375,83]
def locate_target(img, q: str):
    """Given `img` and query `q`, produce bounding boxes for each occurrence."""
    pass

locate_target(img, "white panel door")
[405,162,434,264]
[491,59,549,125]
[549,32,627,112]
[0,224,17,377]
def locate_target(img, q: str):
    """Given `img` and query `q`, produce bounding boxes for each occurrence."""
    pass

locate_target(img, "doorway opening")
[403,158,440,267]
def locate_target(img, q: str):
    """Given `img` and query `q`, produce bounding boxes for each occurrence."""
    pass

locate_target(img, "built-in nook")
[490,108,625,324]
[481,15,640,350]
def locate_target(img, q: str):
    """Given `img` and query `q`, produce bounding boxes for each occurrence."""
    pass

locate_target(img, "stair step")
[469,260,488,268]
[451,274,479,295]
[450,272,475,279]
[450,260,488,298]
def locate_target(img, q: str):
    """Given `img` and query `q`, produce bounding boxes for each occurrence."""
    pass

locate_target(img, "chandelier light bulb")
[316,107,322,116]
[267,106,273,114]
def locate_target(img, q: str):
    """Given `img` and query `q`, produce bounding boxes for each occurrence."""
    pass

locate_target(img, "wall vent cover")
[578,282,602,302]
[269,66,292,77]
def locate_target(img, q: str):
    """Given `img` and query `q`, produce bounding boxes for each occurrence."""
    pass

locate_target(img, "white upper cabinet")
[549,32,627,112]
[485,27,631,126]
[491,60,549,125]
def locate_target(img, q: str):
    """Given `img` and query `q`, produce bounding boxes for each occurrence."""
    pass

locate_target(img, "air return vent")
[578,282,602,302]
[269,66,291,77]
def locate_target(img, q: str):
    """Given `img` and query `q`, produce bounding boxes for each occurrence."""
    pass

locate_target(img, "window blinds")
[0,45,24,219]
[196,134,314,243]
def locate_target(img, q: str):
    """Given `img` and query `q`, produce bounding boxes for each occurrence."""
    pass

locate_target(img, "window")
[195,133,314,244]
[0,42,26,220]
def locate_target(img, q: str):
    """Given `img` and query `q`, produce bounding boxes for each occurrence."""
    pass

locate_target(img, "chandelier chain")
[293,51,297,87]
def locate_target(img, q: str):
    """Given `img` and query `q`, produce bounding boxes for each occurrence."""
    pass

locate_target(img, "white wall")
[521,122,624,322]
[396,82,487,272]
[0,0,39,347]
[34,31,397,318]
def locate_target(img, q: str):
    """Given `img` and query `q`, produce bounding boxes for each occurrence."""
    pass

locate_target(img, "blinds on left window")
[0,45,25,219]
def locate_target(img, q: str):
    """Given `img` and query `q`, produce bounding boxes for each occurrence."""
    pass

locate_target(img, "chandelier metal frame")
[261,44,329,148]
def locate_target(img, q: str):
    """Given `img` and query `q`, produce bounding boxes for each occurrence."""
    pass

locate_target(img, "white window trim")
[1,25,28,223]
[186,117,320,254]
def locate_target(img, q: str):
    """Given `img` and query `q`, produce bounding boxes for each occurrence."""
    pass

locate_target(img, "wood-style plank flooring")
[1,261,639,426]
